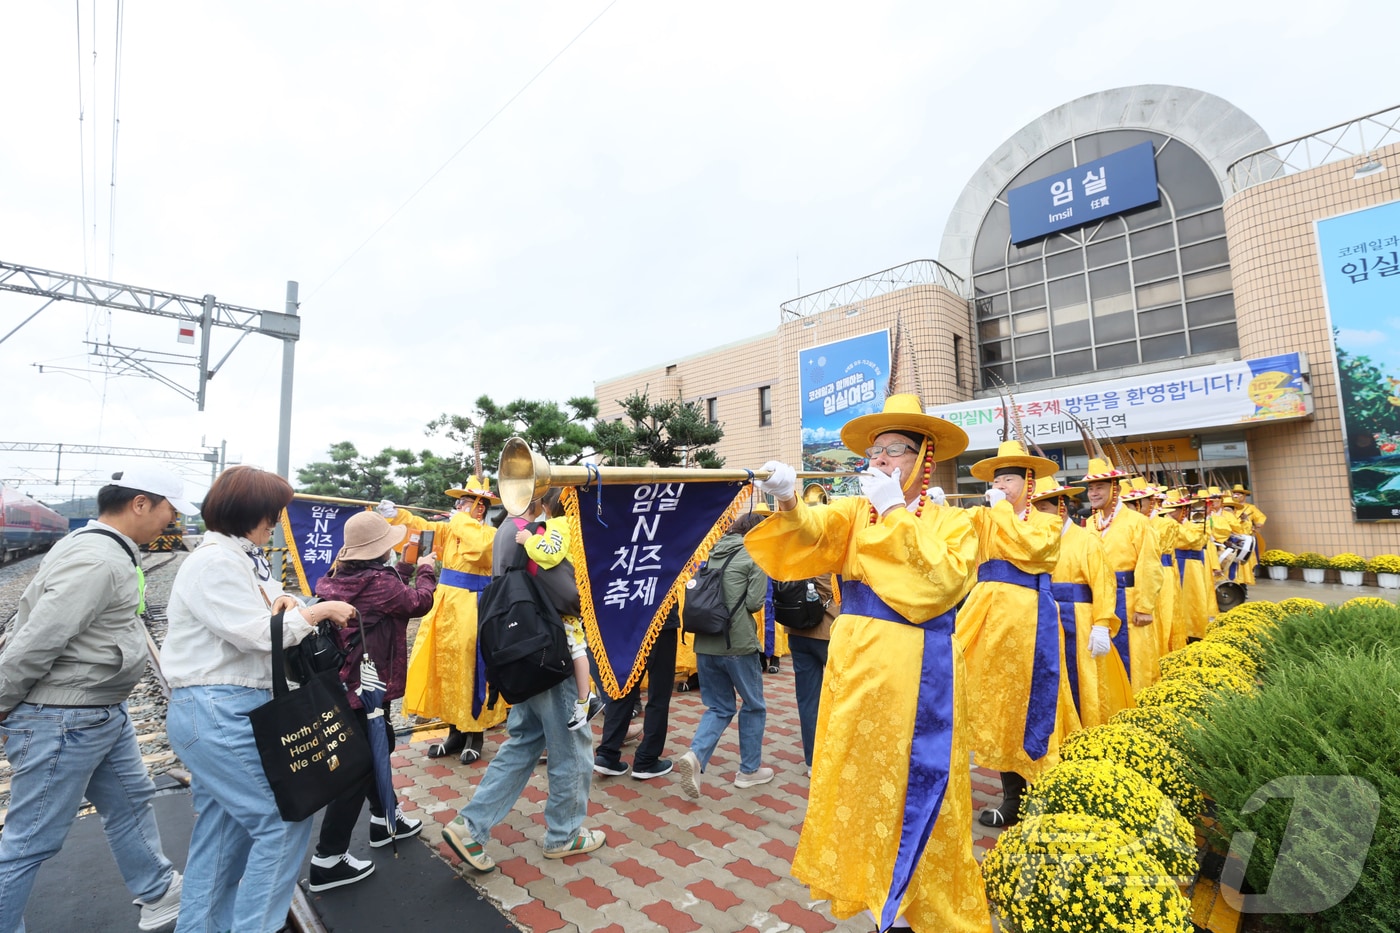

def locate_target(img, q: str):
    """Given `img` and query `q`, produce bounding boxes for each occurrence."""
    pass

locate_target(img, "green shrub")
[1329,552,1367,572]
[1367,554,1400,575]
[1295,551,1329,570]
[1185,646,1400,933]
[1265,605,1400,670]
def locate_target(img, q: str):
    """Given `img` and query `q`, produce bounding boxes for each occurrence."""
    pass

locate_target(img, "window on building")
[972,132,1236,389]
[953,334,964,389]
[706,397,717,423]
[759,386,772,426]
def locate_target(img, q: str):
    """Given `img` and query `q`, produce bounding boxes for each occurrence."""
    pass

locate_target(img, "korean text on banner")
[566,482,752,699]
[798,330,890,480]
[1315,198,1400,522]
[1008,140,1160,245]
[279,499,360,594]
[929,353,1311,451]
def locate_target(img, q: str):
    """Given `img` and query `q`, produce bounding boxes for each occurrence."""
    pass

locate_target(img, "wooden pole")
[291,493,443,514]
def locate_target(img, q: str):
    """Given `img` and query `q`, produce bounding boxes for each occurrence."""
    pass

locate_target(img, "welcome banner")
[279,498,362,594]
[1315,199,1400,521]
[566,481,752,699]
[799,330,890,490]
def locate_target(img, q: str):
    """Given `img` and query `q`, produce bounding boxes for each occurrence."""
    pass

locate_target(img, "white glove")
[927,485,947,507]
[754,461,796,501]
[1088,625,1111,658]
[375,499,397,518]
[984,488,1007,507]
[860,467,905,516]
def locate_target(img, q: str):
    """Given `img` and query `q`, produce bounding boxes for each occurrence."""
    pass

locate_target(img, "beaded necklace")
[1094,495,1121,535]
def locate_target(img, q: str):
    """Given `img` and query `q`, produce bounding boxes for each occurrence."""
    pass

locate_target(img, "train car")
[0,486,70,564]
[142,520,189,553]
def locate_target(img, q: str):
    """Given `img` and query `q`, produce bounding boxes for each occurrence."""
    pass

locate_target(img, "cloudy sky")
[2,1,1396,502]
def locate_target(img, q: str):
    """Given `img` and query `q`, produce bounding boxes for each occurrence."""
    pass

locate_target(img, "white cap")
[107,465,200,515]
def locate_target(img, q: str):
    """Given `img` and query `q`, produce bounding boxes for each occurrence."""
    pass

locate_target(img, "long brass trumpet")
[498,436,860,515]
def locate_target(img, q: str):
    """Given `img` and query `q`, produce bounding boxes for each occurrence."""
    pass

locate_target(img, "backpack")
[681,549,743,640]
[476,523,573,705]
[772,578,827,631]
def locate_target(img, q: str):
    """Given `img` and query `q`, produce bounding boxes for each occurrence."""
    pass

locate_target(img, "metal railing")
[779,259,966,320]
[1227,104,1400,192]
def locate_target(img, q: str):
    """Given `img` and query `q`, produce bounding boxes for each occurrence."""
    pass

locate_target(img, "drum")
[1216,581,1247,611]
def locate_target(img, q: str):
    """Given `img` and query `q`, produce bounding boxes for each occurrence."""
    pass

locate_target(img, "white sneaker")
[675,750,702,799]
[734,766,774,788]
[135,869,182,931]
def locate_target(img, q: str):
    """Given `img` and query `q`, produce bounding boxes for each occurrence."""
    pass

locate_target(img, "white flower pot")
[1302,568,1326,584]
[1339,570,1364,586]
[1377,572,1400,589]
[1266,566,1289,581]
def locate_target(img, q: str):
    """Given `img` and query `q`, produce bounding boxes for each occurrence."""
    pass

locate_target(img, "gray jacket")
[0,521,149,712]
[691,534,767,657]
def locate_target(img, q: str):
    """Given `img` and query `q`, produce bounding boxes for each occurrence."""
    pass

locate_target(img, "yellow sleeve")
[969,501,1061,572]
[1132,521,1163,614]
[1085,532,1121,635]
[387,508,453,536]
[745,497,978,622]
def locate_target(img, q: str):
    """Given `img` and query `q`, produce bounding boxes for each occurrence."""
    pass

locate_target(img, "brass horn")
[498,436,859,515]
[802,483,830,505]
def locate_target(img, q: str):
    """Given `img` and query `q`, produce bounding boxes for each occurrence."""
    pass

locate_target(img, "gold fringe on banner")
[278,509,311,596]
[569,483,756,699]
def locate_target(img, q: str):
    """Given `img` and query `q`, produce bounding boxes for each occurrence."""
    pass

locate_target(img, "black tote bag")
[246,610,373,822]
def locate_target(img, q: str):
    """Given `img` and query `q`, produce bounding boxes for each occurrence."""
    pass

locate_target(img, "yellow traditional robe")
[1094,505,1163,695]
[1051,519,1130,729]
[1151,516,1187,655]
[956,502,1078,780]
[390,509,508,731]
[1174,519,1212,639]
[745,497,991,933]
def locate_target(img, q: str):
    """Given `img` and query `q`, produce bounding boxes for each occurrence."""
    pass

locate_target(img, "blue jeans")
[691,653,767,774]
[462,678,592,849]
[0,702,175,933]
[788,635,829,767]
[167,685,314,933]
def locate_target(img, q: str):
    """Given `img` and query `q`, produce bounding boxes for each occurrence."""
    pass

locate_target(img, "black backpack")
[772,578,827,631]
[681,549,743,639]
[476,527,573,705]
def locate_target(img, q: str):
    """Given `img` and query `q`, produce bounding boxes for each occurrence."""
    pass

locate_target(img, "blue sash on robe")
[1049,581,1091,716]
[975,559,1060,760]
[840,580,957,933]
[1175,548,1204,586]
[439,569,489,591]
[1112,570,1135,679]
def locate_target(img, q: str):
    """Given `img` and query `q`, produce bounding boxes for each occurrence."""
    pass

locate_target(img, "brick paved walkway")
[389,668,1008,933]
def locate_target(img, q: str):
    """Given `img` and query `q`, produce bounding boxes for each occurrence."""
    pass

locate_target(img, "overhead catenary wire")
[106,0,125,280]
[306,0,620,301]
[74,0,87,276]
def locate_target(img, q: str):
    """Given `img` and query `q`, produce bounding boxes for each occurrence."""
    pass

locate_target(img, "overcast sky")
[2,1,1396,503]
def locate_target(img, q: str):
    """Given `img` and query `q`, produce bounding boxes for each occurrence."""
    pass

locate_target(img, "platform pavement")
[385,671,1008,933]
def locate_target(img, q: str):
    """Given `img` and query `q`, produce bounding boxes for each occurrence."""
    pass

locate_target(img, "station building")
[594,86,1400,555]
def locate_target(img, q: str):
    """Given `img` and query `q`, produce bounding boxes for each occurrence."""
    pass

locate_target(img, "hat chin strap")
[900,438,931,495]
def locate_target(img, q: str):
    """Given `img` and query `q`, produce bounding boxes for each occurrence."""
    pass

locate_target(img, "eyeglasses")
[864,442,915,458]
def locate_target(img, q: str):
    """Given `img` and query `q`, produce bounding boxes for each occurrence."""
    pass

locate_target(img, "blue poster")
[279,498,361,594]
[567,481,752,699]
[1315,199,1400,521]
[1009,140,1160,244]
[799,330,890,476]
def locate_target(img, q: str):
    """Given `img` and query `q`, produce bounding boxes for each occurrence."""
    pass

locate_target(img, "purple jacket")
[314,562,436,709]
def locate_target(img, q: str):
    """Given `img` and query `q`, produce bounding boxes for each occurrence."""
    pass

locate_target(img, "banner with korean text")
[564,482,752,699]
[1315,199,1400,521]
[928,353,1312,451]
[799,330,890,490]
[279,498,362,595]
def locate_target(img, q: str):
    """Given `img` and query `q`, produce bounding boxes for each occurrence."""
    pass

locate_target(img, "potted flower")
[1295,552,1329,584]
[1329,552,1367,586]
[1257,549,1294,582]
[1369,554,1400,589]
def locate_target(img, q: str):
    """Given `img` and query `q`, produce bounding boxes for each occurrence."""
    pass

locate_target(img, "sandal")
[543,827,606,859]
[459,748,481,764]
[427,729,466,759]
[978,807,1017,827]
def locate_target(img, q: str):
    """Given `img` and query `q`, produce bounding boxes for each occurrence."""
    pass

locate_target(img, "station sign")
[1008,140,1160,245]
